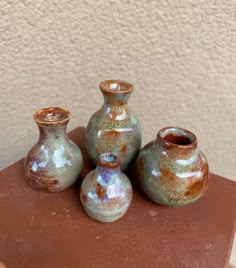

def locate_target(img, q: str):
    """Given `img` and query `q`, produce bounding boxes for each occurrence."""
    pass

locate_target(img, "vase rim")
[98,153,120,168]
[99,80,134,94]
[33,107,71,126]
[157,127,197,148]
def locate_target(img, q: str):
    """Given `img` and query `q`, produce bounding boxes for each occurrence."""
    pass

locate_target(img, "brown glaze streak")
[113,100,127,106]
[111,130,121,139]
[101,195,130,207]
[159,166,207,202]
[96,183,107,199]
[159,168,178,188]
[81,193,87,203]
[121,144,127,154]
[25,167,59,192]
[108,189,132,206]
[96,130,121,156]
[100,129,121,139]
[187,180,205,198]
[187,159,209,198]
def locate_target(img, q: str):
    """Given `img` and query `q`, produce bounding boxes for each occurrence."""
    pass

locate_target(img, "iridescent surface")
[136,127,209,206]
[24,107,83,192]
[80,153,133,222]
[86,80,142,171]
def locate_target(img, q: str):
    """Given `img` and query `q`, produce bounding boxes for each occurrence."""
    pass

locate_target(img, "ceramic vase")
[24,107,83,192]
[86,80,142,171]
[136,127,209,206]
[80,153,133,222]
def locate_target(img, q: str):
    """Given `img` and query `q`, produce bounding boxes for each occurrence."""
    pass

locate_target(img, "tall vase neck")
[156,127,198,158]
[103,102,128,110]
[102,92,132,106]
[99,80,134,106]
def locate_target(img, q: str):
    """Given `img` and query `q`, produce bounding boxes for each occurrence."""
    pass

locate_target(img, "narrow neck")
[102,91,132,106]
[37,123,68,143]
[97,164,121,179]
[96,153,121,182]
[102,100,129,122]
[33,107,71,144]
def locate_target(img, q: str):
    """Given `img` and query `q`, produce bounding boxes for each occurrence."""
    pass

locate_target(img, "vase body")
[24,107,83,192]
[80,153,133,222]
[136,127,209,206]
[86,80,142,171]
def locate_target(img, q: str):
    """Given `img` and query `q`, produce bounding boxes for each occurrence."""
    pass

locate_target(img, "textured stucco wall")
[1,0,236,180]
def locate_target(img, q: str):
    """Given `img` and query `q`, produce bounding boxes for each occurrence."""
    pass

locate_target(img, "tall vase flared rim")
[157,126,198,149]
[33,107,71,126]
[99,80,134,94]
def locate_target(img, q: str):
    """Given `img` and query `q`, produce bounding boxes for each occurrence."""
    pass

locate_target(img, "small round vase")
[86,80,142,171]
[136,127,209,206]
[80,153,133,222]
[24,107,83,192]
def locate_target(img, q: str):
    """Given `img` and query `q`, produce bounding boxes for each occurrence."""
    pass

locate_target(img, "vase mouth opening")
[99,80,134,94]
[158,127,197,147]
[98,153,120,168]
[33,107,71,126]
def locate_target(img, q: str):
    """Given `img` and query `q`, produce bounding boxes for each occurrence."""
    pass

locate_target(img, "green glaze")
[80,153,133,222]
[24,107,83,192]
[86,80,142,171]
[136,127,209,206]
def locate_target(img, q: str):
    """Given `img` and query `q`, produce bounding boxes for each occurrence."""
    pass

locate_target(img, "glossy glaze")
[80,153,133,222]
[86,80,142,171]
[24,107,83,192]
[136,127,209,206]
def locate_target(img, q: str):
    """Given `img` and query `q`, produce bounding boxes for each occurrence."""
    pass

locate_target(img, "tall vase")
[80,153,133,222]
[136,127,209,206]
[86,80,142,171]
[24,107,83,192]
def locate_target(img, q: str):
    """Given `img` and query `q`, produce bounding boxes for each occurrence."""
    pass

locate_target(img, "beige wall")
[1,0,236,180]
